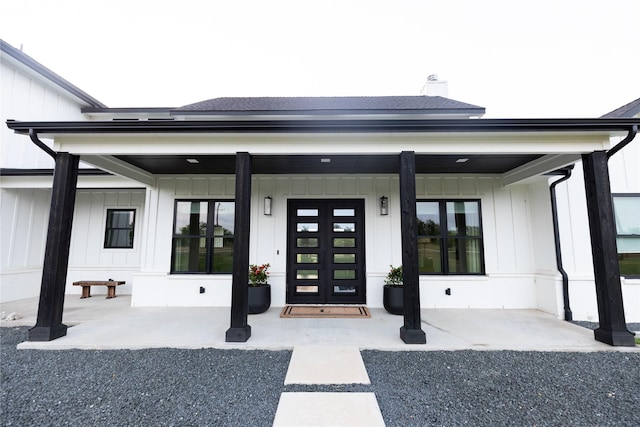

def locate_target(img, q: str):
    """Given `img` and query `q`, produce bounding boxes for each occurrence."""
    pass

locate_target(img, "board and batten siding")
[65,190,146,297]
[0,60,87,170]
[0,188,51,301]
[132,174,558,311]
[0,188,144,302]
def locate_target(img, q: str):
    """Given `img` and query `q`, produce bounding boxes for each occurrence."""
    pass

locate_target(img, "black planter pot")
[248,284,271,314]
[383,285,403,315]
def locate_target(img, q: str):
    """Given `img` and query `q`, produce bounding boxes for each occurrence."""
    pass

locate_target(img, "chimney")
[421,74,448,97]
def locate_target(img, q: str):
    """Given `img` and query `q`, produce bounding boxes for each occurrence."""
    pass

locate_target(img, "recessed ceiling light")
[186,158,199,164]
[456,158,469,163]
[320,158,331,163]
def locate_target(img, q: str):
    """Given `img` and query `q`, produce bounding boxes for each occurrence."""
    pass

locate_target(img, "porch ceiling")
[114,153,544,175]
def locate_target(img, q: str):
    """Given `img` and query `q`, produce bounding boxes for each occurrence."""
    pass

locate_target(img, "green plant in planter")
[249,263,270,287]
[384,265,403,287]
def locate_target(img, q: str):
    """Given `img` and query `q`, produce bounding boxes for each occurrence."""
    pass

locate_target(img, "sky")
[2,0,639,118]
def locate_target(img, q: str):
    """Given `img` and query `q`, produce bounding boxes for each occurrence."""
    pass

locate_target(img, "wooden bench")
[73,280,125,299]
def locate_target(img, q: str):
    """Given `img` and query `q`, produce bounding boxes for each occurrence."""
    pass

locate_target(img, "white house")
[1,40,638,346]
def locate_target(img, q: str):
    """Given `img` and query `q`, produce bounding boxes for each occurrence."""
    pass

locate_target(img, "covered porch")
[5,117,639,346]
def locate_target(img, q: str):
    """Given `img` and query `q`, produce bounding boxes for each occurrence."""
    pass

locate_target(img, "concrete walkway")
[1,295,637,352]
[274,346,385,426]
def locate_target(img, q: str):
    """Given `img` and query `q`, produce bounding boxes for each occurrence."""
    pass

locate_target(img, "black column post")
[582,151,634,346]
[226,152,252,342]
[29,152,79,341]
[399,151,427,344]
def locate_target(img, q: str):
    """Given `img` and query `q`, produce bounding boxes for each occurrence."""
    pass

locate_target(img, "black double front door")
[287,199,366,304]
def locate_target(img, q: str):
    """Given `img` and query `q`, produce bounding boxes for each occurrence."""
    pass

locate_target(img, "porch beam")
[581,151,634,346]
[225,152,252,342]
[29,152,80,341]
[502,153,580,186]
[399,151,427,344]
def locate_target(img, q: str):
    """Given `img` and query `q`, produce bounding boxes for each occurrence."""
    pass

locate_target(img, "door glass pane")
[297,209,319,217]
[297,238,318,247]
[333,270,356,279]
[297,269,319,279]
[334,253,356,264]
[333,238,355,248]
[447,238,482,273]
[333,208,355,217]
[417,202,440,236]
[175,201,208,235]
[297,223,318,232]
[418,237,442,273]
[333,285,356,294]
[333,223,355,232]
[297,285,319,293]
[297,254,319,263]
[446,201,480,236]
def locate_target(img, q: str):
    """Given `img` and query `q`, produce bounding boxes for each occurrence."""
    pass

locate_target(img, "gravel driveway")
[2,326,639,426]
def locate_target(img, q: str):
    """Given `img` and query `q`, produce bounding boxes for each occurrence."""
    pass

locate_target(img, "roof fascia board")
[0,40,107,108]
[51,132,609,157]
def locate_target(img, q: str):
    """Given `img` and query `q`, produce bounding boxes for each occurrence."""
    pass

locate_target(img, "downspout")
[606,124,637,159]
[29,128,57,159]
[549,166,573,321]
[549,125,638,322]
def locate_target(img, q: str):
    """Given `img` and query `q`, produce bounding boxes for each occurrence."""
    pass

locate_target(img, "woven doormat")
[280,305,371,318]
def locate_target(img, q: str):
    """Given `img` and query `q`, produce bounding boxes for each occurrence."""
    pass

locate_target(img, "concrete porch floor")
[1,295,637,352]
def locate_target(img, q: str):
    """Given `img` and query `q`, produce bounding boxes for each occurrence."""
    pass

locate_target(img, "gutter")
[549,166,574,321]
[6,117,640,135]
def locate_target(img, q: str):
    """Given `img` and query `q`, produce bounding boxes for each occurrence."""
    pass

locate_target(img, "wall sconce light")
[264,196,272,216]
[380,196,388,216]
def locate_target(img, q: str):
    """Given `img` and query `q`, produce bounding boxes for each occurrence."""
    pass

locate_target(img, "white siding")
[0,61,87,170]
[132,174,554,311]
[0,188,50,301]
[65,190,146,297]
[0,188,145,301]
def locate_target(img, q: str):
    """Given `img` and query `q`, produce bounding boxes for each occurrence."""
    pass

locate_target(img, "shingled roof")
[601,97,640,118]
[175,96,485,116]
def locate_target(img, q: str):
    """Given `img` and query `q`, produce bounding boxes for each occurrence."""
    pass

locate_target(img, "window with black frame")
[104,209,135,248]
[613,194,640,277]
[416,200,484,274]
[171,200,235,273]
